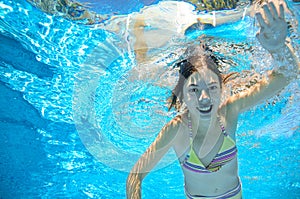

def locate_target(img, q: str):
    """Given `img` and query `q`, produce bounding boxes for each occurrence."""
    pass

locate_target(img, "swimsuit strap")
[218,116,228,136]
[187,113,193,144]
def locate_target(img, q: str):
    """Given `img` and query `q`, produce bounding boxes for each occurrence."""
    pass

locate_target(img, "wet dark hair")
[168,44,223,111]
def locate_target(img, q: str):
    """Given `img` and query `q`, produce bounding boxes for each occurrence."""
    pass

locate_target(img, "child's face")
[183,68,221,120]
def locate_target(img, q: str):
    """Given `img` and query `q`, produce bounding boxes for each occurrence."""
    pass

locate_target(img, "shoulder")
[218,103,239,139]
[219,100,239,121]
[163,115,183,135]
[151,114,184,150]
[160,114,186,141]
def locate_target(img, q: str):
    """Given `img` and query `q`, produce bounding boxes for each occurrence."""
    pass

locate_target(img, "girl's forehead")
[187,69,219,84]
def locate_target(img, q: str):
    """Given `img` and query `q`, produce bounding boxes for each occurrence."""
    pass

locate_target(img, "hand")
[255,2,288,53]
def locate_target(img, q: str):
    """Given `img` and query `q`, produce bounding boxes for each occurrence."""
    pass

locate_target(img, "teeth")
[200,106,210,111]
[198,105,212,112]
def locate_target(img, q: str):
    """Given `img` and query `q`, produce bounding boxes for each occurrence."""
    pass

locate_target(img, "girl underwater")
[126,2,299,199]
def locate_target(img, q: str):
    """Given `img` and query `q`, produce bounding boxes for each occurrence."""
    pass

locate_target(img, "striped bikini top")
[182,117,237,173]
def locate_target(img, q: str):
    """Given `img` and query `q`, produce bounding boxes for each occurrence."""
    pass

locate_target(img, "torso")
[172,108,240,196]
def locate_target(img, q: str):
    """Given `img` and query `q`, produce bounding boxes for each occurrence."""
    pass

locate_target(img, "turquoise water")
[0,0,299,198]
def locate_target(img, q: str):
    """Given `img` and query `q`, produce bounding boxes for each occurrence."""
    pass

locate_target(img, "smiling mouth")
[197,105,213,114]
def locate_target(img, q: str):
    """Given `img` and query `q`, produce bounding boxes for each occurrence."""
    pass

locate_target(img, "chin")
[196,106,218,120]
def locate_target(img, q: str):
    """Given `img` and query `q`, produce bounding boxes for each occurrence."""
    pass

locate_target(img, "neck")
[189,112,218,137]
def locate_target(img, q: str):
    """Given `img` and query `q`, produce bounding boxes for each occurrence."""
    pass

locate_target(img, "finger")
[255,32,263,45]
[256,12,267,27]
[279,4,285,19]
[269,2,278,19]
[263,4,274,24]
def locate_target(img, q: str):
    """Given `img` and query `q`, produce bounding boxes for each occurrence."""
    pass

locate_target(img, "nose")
[199,89,210,104]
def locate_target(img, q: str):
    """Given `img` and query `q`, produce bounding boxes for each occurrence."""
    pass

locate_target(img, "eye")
[209,85,218,90]
[189,88,198,93]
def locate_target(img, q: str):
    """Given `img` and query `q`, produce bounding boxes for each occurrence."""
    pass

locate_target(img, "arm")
[197,5,252,27]
[225,2,299,113]
[126,117,181,199]
[133,16,149,63]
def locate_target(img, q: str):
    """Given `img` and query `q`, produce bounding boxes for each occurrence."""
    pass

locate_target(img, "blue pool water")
[0,0,300,198]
